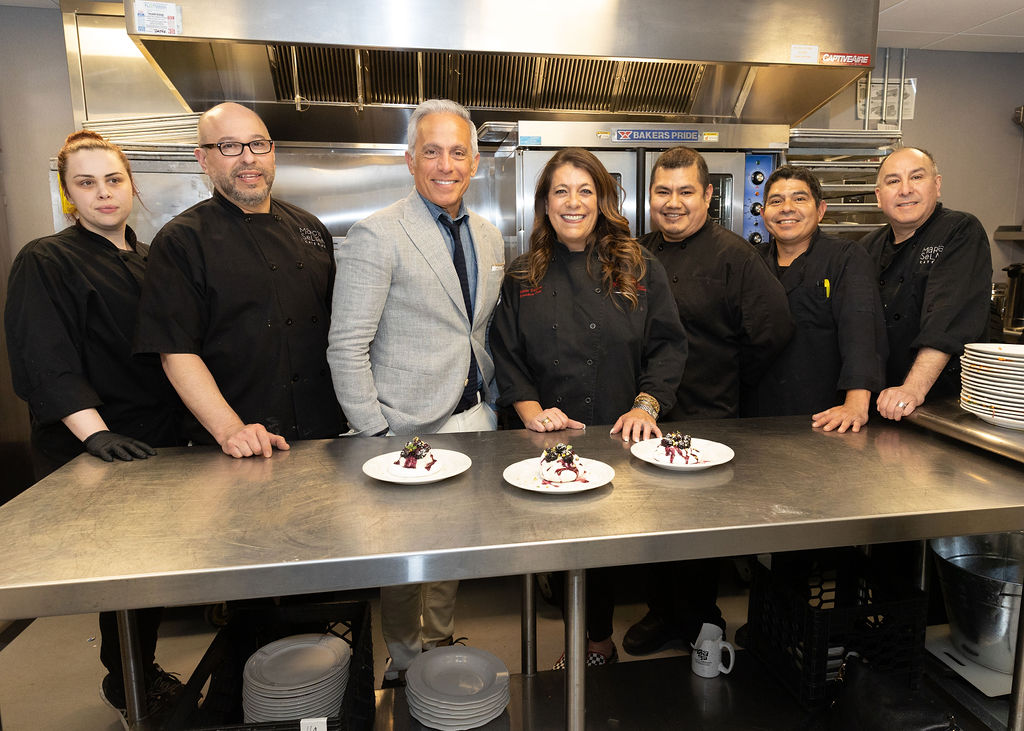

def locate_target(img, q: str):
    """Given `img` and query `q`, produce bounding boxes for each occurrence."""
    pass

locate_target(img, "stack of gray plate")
[960,343,1024,430]
[242,633,352,723]
[405,646,510,730]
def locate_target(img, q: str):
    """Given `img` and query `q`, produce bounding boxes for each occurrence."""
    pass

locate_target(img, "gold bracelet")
[632,393,660,419]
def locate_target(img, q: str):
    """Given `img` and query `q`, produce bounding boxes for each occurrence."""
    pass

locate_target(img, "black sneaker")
[99,673,130,731]
[100,664,185,728]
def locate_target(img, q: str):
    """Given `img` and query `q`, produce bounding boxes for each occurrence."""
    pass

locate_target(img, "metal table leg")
[565,569,586,731]
[1009,598,1024,731]
[116,609,147,728]
[521,573,537,676]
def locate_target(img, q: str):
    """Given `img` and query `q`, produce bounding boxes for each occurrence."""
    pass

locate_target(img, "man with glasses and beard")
[136,102,344,457]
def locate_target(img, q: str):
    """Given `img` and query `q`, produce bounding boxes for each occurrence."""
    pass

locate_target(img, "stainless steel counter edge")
[909,400,1024,464]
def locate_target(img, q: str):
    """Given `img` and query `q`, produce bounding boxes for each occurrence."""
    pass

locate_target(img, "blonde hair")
[56,131,136,219]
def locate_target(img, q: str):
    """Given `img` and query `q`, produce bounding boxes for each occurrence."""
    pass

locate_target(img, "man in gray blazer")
[328,99,504,685]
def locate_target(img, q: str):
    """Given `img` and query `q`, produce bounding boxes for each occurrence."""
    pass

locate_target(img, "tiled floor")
[0,565,749,730]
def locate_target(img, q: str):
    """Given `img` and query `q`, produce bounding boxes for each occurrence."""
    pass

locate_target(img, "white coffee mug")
[690,622,735,678]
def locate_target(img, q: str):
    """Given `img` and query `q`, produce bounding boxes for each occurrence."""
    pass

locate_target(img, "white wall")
[810,48,1024,281]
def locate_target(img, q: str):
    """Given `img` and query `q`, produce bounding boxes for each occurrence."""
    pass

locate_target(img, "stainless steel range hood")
[123,0,877,143]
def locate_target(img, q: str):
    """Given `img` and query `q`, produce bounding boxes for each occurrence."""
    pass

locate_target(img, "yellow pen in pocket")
[824,278,831,298]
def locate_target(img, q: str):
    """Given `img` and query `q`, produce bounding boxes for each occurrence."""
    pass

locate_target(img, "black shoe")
[100,664,185,728]
[622,612,687,656]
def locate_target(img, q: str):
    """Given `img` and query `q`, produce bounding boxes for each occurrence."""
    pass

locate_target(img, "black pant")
[645,558,722,641]
[99,608,164,678]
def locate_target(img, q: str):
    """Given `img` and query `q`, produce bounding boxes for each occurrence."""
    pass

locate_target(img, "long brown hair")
[56,130,136,219]
[516,148,646,309]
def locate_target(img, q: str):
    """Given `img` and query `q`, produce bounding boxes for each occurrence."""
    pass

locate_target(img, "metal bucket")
[930,532,1024,674]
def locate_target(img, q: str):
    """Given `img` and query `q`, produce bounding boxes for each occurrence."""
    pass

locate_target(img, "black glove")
[83,430,157,462]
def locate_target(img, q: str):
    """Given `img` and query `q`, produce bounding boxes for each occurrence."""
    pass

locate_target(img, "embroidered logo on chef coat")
[298,227,327,250]
[918,244,943,265]
[520,286,543,298]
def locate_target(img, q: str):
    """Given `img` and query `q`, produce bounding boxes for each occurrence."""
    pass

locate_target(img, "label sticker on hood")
[134,1,183,35]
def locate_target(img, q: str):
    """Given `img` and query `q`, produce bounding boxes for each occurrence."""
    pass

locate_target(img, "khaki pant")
[382,402,496,673]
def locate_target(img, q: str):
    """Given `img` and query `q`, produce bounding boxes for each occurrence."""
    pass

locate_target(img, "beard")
[210,161,275,210]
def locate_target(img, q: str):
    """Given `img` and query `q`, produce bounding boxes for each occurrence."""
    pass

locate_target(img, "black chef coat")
[860,204,992,396]
[134,191,344,444]
[5,223,183,472]
[641,222,794,420]
[491,242,686,426]
[746,229,887,417]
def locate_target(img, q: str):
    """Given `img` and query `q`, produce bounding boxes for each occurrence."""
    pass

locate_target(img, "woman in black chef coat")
[4,130,184,721]
[491,147,687,667]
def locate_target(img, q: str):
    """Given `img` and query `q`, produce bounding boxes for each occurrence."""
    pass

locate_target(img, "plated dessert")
[389,436,438,477]
[652,431,707,466]
[539,443,588,484]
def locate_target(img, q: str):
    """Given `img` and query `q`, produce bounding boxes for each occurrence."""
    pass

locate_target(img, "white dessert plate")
[406,646,510,705]
[630,437,735,471]
[361,449,471,484]
[243,634,350,690]
[961,359,1024,380]
[964,343,1024,359]
[502,457,614,494]
[960,388,1024,411]
[960,394,1024,417]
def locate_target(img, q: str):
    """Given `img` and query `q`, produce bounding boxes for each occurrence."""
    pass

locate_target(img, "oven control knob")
[748,231,763,245]
[750,202,763,216]
[751,170,765,185]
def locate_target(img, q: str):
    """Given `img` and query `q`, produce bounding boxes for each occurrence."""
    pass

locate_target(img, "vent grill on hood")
[266,47,710,117]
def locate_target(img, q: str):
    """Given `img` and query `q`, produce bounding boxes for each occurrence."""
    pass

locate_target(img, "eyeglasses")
[199,140,274,157]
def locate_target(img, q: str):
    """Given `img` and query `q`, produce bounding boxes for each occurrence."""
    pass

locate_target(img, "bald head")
[874,147,942,242]
[194,103,276,214]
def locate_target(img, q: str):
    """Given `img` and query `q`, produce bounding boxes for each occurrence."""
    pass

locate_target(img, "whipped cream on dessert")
[653,432,705,465]
[539,443,587,484]
[389,436,438,477]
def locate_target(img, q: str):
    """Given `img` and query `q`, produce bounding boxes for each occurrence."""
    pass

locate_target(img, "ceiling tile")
[879,0,1024,33]
[965,9,1024,35]
[925,34,1024,52]
[879,0,906,10]
[877,30,954,48]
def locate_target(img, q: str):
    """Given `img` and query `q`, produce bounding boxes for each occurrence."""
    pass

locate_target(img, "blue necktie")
[439,216,480,411]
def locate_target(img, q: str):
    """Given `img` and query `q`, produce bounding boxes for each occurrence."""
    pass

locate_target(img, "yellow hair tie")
[58,181,76,216]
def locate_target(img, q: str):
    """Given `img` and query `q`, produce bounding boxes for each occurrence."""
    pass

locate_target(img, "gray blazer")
[328,190,505,435]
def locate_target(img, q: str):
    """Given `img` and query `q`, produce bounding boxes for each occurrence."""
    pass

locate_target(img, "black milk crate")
[163,598,374,731]
[745,548,927,709]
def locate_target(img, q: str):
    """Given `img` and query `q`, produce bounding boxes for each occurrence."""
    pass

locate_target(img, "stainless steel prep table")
[1,416,1023,728]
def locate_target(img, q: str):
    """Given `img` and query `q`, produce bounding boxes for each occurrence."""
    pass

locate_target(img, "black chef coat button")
[672,276,679,283]
[556,397,562,403]
[296,261,304,269]
[589,322,596,330]
[594,287,601,294]
[274,215,282,222]
[552,323,558,330]
[245,217,253,223]
[553,359,559,366]
[893,313,901,320]
[879,279,885,286]
[266,319,272,327]
[269,263,278,271]
[585,397,592,404]
[311,315,319,323]
[898,276,904,283]
[291,374,300,382]
[657,245,664,251]
[586,359,593,366]
[286,318,294,326]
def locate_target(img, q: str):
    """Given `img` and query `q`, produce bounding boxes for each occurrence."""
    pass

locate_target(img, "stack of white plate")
[960,343,1024,430]
[242,633,352,723]
[405,646,510,730]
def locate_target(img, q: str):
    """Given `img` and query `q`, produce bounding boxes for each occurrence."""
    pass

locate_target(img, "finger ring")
[541,417,551,425]
[897,401,907,408]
